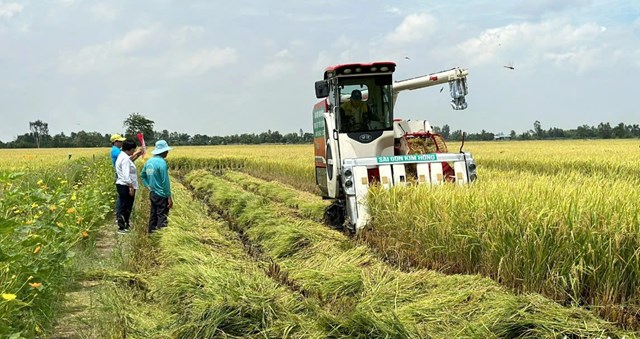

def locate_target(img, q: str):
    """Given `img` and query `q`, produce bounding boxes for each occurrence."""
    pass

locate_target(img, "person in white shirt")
[115,140,139,234]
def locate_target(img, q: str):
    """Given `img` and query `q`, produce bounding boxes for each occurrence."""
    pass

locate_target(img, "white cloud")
[115,25,164,53]
[172,26,205,46]
[384,13,437,45]
[385,7,401,15]
[0,2,23,19]
[57,0,78,5]
[58,25,238,77]
[166,48,238,77]
[453,20,609,72]
[90,3,119,21]
[257,49,294,80]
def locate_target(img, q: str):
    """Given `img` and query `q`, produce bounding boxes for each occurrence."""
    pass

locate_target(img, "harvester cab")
[313,62,477,233]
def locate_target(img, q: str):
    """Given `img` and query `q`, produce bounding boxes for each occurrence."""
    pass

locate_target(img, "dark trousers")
[149,191,169,233]
[116,184,136,230]
[114,175,121,220]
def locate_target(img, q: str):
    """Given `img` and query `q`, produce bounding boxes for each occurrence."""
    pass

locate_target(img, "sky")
[0,0,638,142]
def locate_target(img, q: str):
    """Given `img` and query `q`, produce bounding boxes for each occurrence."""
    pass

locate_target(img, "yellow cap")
[110,134,126,143]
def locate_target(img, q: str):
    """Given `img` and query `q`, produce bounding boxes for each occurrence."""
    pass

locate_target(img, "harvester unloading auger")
[312,62,477,233]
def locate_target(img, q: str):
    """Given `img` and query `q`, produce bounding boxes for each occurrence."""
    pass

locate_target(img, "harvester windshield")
[337,76,393,133]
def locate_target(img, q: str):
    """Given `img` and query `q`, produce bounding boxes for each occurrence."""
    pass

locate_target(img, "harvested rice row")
[220,170,328,222]
[184,169,632,338]
[103,179,327,338]
[218,168,640,330]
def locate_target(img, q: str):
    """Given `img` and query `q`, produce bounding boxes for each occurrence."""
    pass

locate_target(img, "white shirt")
[115,151,138,189]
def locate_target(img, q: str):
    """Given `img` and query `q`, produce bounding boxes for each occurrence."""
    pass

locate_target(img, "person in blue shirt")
[110,134,126,166]
[141,140,174,234]
[110,134,126,223]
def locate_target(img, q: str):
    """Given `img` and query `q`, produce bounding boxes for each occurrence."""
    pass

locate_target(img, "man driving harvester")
[340,89,369,131]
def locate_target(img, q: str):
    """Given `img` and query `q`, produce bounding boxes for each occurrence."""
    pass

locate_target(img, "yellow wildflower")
[31,202,38,208]
[81,230,89,238]
[49,205,57,211]
[66,207,76,214]
[71,193,77,201]
[2,293,16,301]
[56,222,64,227]
[29,282,42,288]
[37,179,44,185]
[76,216,84,224]
[34,245,41,254]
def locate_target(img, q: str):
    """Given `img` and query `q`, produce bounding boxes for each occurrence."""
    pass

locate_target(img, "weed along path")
[181,169,635,338]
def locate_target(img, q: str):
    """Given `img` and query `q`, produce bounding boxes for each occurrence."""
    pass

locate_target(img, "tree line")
[0,114,314,148]
[436,120,640,141]
[1,114,638,149]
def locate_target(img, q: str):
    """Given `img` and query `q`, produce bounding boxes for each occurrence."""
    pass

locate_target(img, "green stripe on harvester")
[376,154,438,164]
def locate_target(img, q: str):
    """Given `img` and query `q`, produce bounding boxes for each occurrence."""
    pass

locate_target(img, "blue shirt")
[141,156,171,198]
[110,145,121,166]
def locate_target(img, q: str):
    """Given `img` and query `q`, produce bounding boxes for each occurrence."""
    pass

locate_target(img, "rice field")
[1,140,640,337]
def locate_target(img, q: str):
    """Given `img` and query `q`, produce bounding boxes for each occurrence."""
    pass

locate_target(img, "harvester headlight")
[371,67,377,71]
[470,174,478,182]
[355,68,361,73]
[345,179,353,188]
[380,66,389,71]
[469,163,476,171]
[344,169,352,178]
[343,69,352,74]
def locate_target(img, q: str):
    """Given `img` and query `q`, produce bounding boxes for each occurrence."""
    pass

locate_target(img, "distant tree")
[155,129,170,141]
[123,113,155,142]
[303,132,314,143]
[547,127,566,139]
[441,124,451,139]
[29,120,49,148]
[519,131,532,140]
[576,124,596,138]
[597,122,612,139]
[533,120,544,139]
[449,129,463,141]
[510,130,517,139]
[612,122,629,138]
[282,132,301,144]
[191,134,210,145]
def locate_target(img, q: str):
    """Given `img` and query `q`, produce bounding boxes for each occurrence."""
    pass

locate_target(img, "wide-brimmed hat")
[151,140,173,155]
[110,134,126,143]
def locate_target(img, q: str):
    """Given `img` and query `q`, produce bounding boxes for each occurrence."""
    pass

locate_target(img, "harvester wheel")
[323,200,345,230]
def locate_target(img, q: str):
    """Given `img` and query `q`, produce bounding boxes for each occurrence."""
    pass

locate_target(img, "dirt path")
[50,222,118,339]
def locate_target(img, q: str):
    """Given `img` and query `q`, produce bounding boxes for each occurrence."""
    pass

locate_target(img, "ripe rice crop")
[182,168,632,337]
[168,140,640,329]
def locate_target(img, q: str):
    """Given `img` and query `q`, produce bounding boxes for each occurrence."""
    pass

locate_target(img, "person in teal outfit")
[141,140,174,233]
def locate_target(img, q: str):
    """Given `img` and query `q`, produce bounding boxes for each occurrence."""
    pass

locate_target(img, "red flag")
[136,132,146,156]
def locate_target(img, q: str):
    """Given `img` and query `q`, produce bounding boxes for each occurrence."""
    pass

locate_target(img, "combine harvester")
[313,62,477,233]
